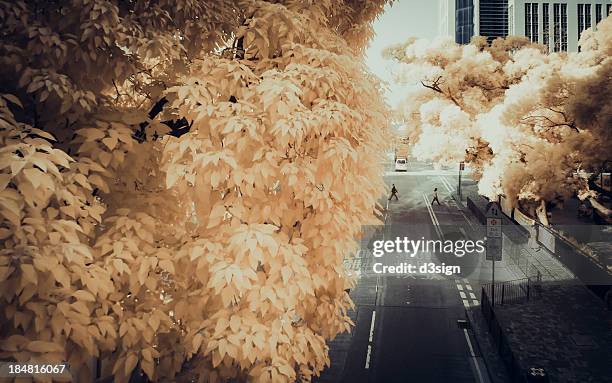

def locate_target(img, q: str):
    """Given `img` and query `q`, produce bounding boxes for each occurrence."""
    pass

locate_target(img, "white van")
[395,158,408,172]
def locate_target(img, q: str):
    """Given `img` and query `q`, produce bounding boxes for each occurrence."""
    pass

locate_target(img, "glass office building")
[453,0,509,44]
[456,0,476,43]
[443,0,610,50]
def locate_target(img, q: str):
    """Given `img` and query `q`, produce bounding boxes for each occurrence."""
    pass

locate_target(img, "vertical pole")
[458,163,462,199]
[492,258,495,306]
[527,281,530,301]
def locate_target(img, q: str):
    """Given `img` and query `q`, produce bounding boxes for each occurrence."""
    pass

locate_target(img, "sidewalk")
[493,282,612,383]
[548,197,612,270]
[454,185,612,383]
[453,189,573,283]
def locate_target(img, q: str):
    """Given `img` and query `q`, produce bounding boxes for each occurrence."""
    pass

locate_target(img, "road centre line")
[364,310,376,369]
[423,193,443,239]
[368,311,376,342]
[384,199,389,224]
[365,192,391,369]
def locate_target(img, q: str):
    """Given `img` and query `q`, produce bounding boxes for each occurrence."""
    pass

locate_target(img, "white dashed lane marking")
[368,311,376,342]
[455,281,479,307]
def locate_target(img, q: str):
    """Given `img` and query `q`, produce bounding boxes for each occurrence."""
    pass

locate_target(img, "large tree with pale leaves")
[385,16,611,208]
[0,1,392,382]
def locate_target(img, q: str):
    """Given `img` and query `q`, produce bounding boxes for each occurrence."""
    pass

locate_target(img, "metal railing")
[481,286,526,383]
[481,276,540,306]
[480,276,543,382]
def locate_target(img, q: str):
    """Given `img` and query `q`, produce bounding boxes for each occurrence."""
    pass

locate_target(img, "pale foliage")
[385,16,612,205]
[0,1,390,382]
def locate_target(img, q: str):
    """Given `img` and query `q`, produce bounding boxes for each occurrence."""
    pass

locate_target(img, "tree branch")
[420,76,460,107]
[521,114,578,132]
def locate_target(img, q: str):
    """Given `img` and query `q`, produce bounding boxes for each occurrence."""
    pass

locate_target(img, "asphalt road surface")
[338,160,490,383]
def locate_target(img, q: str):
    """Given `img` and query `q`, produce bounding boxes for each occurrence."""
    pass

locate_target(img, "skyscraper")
[508,1,611,52]
[439,0,510,44]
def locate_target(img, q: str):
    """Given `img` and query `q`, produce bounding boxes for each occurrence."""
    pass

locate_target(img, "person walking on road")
[389,184,399,201]
[431,188,441,206]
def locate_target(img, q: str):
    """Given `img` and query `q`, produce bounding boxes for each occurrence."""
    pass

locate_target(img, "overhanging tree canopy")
[385,16,611,205]
[0,0,392,382]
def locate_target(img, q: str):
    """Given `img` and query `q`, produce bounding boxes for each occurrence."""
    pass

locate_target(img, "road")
[329,159,492,383]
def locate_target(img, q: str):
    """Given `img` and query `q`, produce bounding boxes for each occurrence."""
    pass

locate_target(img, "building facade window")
[553,3,568,52]
[525,3,539,43]
[561,3,567,51]
[456,0,475,44]
[479,0,509,43]
[585,4,591,30]
[532,3,539,43]
[607,4,611,16]
[578,4,584,38]
[543,3,550,50]
[525,3,532,40]
[578,3,593,40]
[595,4,602,25]
[554,3,560,51]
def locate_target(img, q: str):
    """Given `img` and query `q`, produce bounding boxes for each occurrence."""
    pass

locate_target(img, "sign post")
[458,162,464,199]
[485,201,502,305]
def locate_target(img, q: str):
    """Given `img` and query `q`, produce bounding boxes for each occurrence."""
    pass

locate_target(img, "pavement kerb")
[464,307,501,383]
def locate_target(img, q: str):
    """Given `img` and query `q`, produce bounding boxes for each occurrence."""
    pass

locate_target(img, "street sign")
[459,162,465,171]
[486,217,501,237]
[485,237,502,261]
[486,201,502,238]
[485,201,502,261]
[485,201,501,218]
